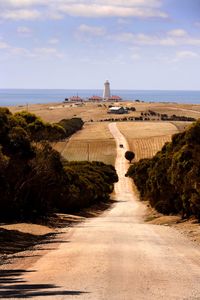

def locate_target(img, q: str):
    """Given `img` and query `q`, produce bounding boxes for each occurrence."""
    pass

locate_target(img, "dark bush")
[0,107,117,222]
[125,151,135,163]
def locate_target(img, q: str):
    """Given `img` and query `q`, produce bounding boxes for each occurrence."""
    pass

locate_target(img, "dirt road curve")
[2,123,200,299]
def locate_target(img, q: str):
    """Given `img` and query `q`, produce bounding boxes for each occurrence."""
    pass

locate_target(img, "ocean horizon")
[0,89,200,106]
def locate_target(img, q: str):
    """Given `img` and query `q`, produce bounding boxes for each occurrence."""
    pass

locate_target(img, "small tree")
[125,151,135,163]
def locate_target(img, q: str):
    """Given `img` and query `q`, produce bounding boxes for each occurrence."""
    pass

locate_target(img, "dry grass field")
[9,101,200,123]
[54,122,116,165]
[8,101,199,164]
[9,102,111,123]
[117,122,178,161]
[54,121,179,165]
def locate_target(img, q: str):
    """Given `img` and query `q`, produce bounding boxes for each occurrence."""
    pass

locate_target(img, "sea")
[0,89,200,106]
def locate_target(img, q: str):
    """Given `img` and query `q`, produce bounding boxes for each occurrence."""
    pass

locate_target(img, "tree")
[125,151,135,163]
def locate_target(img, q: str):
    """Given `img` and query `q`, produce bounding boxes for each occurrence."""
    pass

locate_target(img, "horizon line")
[1,88,200,92]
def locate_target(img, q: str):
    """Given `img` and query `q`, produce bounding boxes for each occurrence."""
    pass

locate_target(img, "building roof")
[69,96,83,101]
[108,95,122,100]
[109,106,124,111]
[88,95,103,100]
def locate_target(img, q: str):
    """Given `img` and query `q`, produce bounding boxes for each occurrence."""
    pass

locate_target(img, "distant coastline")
[0,89,200,106]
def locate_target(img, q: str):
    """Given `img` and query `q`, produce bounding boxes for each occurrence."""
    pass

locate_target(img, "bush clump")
[14,111,84,141]
[0,107,118,222]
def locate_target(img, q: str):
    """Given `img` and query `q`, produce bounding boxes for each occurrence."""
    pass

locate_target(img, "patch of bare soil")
[0,228,55,263]
[144,201,200,245]
[173,218,200,244]
[0,217,76,265]
[0,223,55,236]
[0,201,114,266]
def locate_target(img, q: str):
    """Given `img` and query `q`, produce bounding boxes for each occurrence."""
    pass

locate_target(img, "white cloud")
[176,50,199,59]
[0,37,64,58]
[9,47,34,56]
[33,47,64,58]
[0,0,47,8]
[34,47,56,54]
[78,24,106,36]
[46,11,64,20]
[17,26,31,33]
[117,18,131,25]
[17,26,32,37]
[57,4,167,18]
[0,0,162,9]
[168,29,187,38]
[131,53,141,60]
[0,9,41,20]
[0,0,167,20]
[95,0,161,7]
[0,41,10,49]
[158,50,200,64]
[48,38,60,44]
[111,30,200,47]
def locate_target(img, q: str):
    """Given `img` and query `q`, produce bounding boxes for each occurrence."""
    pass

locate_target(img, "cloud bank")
[0,0,167,20]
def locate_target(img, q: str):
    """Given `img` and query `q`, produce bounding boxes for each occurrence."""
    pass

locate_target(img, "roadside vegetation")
[13,110,84,141]
[126,119,200,221]
[0,107,118,222]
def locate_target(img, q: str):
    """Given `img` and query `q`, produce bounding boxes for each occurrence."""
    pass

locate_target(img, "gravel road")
[1,123,200,300]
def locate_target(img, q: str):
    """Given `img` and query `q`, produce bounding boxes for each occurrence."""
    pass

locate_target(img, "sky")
[0,0,200,90]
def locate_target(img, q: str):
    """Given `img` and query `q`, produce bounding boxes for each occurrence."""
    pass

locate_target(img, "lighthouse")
[103,80,111,100]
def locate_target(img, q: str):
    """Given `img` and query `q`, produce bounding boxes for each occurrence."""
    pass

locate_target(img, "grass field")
[54,122,116,165]
[117,122,178,161]
[54,121,179,165]
[9,101,197,164]
[9,101,200,123]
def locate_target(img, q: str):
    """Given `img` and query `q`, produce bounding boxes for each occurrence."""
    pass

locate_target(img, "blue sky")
[0,0,200,90]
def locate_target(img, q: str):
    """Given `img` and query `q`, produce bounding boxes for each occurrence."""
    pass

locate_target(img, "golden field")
[9,101,200,164]
[54,122,116,165]
[9,101,200,123]
[54,121,179,165]
[117,122,178,161]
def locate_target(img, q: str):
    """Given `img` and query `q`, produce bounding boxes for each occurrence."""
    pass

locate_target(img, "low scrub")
[126,119,200,220]
[14,110,84,141]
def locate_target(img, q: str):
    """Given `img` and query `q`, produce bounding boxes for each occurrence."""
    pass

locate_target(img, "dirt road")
[1,123,200,299]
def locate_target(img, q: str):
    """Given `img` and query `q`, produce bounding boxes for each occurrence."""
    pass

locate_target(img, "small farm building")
[108,107,127,114]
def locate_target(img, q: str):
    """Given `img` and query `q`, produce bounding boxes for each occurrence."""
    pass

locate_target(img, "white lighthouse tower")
[103,80,111,100]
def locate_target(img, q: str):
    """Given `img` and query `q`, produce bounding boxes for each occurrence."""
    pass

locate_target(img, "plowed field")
[54,122,116,165]
[117,122,178,161]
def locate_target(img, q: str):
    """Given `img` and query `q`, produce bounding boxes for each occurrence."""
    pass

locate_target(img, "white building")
[103,80,111,100]
[108,107,128,114]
